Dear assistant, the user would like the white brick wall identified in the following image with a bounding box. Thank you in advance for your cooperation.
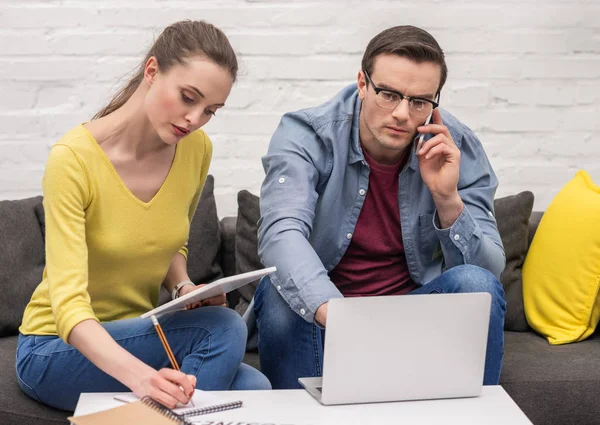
[0,0,598,217]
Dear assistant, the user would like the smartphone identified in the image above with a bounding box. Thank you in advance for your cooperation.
[414,112,433,154]
[414,92,441,154]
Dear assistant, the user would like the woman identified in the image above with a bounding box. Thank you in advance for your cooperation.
[16,20,271,412]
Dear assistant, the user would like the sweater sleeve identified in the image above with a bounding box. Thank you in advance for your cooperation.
[177,133,213,259]
[43,144,98,343]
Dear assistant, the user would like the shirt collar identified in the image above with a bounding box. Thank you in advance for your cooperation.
[348,92,364,165]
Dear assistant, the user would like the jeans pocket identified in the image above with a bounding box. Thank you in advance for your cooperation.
[16,371,42,402]
[15,338,41,402]
[15,334,53,403]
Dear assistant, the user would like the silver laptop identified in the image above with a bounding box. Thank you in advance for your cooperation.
[298,292,491,405]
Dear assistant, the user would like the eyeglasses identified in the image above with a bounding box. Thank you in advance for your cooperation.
[363,70,439,119]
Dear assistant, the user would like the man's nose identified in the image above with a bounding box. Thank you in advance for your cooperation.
[391,98,410,121]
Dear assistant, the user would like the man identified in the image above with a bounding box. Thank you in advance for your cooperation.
[252,26,506,389]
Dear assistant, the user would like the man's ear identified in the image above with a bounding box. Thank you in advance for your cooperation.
[143,56,159,86]
[357,70,367,100]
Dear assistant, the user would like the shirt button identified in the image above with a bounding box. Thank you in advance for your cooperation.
[359,189,366,196]
[346,233,353,240]
[454,234,460,241]
[300,308,306,316]
[278,177,285,184]
[488,210,493,217]
[277,285,281,291]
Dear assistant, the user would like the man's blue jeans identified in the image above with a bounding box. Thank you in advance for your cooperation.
[16,306,271,411]
[254,264,506,389]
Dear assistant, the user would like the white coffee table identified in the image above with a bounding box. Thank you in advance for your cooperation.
[74,386,532,425]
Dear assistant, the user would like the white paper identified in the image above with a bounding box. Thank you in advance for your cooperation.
[113,391,225,415]
[141,267,276,319]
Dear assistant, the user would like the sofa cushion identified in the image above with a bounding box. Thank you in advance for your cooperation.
[527,211,544,248]
[0,337,70,424]
[220,216,240,308]
[34,202,45,240]
[493,191,535,332]
[501,329,600,425]
[234,190,263,315]
[185,175,223,285]
[523,170,600,344]
[0,197,46,337]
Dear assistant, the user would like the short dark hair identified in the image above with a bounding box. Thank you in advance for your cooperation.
[361,26,447,94]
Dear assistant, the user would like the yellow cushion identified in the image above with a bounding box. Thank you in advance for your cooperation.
[523,170,600,345]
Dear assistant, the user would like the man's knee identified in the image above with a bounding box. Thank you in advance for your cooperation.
[443,265,505,299]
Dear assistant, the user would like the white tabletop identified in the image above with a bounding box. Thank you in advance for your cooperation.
[74,386,532,425]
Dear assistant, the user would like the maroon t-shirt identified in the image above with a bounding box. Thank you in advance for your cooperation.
[329,149,418,297]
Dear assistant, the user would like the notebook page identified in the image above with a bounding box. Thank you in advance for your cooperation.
[114,390,226,413]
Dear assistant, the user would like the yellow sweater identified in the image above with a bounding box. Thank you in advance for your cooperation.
[19,125,212,343]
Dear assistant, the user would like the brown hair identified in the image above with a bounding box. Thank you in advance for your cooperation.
[361,26,447,94]
[93,20,238,119]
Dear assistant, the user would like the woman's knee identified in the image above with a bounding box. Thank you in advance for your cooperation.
[174,306,248,357]
[230,363,272,390]
[207,306,248,344]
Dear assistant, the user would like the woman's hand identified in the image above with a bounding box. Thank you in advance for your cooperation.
[68,320,197,410]
[133,367,197,409]
[179,283,227,310]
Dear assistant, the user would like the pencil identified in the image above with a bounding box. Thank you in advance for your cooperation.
[151,314,195,407]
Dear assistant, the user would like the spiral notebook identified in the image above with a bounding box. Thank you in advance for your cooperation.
[112,391,240,416]
[68,396,243,425]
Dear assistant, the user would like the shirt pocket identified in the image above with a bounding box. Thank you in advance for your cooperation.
[418,213,441,264]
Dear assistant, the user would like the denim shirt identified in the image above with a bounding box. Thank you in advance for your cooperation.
[258,84,505,324]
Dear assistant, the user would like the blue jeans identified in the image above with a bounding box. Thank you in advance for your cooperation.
[16,307,271,411]
[254,264,506,389]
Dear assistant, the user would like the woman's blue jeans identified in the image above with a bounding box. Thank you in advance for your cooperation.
[254,264,506,389]
[15,306,271,411]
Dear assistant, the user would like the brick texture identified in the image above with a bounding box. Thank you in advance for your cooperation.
[0,0,598,216]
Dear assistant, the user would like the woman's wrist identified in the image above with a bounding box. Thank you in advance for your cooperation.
[171,279,195,299]
[125,360,156,394]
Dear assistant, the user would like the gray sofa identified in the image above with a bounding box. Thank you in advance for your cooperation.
[1,181,599,424]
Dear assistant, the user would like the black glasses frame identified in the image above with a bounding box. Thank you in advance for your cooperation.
[363,70,440,112]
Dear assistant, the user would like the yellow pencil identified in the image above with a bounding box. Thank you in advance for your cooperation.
[151,315,195,407]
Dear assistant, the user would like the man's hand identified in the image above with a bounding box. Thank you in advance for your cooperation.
[416,109,464,228]
[178,283,227,310]
[416,108,460,198]
[315,302,328,327]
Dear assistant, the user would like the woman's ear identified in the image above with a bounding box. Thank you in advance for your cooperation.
[143,56,159,86]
